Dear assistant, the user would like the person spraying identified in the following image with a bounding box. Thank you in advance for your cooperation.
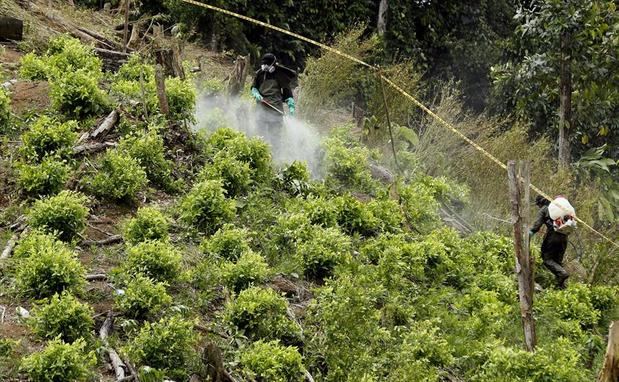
[250,53,296,150]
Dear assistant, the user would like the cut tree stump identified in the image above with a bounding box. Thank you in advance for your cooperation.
[0,17,24,41]
[226,55,250,97]
[203,343,236,382]
[155,48,185,79]
[94,48,131,72]
[599,321,619,382]
[155,64,170,117]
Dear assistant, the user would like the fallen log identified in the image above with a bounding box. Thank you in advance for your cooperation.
[86,273,108,282]
[72,28,116,51]
[100,313,127,381]
[92,109,119,139]
[76,27,119,50]
[94,48,131,72]
[0,233,19,260]
[0,17,24,41]
[81,235,123,246]
[73,141,117,155]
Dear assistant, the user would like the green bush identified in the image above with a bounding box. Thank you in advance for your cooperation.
[29,292,94,343]
[299,196,339,228]
[116,54,155,82]
[537,283,609,329]
[19,52,48,81]
[20,116,78,163]
[27,190,89,242]
[200,151,253,197]
[118,130,172,187]
[13,230,68,259]
[45,35,102,79]
[221,251,270,292]
[324,128,378,193]
[116,274,172,320]
[17,158,70,196]
[226,286,301,344]
[91,150,148,201]
[0,89,11,134]
[240,340,305,382]
[124,240,182,282]
[276,161,311,196]
[50,70,108,119]
[398,180,443,233]
[20,338,96,382]
[205,128,273,182]
[15,244,85,298]
[298,227,351,279]
[124,316,197,380]
[334,195,379,237]
[166,76,196,122]
[200,224,251,260]
[123,206,170,245]
[179,179,236,234]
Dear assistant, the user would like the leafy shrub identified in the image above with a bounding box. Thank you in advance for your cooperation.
[116,274,172,320]
[20,338,96,382]
[13,230,68,259]
[19,52,48,81]
[324,128,378,193]
[537,283,609,329]
[367,198,404,234]
[123,207,170,245]
[29,292,94,343]
[200,151,253,197]
[50,70,108,119]
[20,116,78,162]
[226,286,301,344]
[205,128,273,182]
[221,251,270,292]
[398,180,443,233]
[298,226,351,279]
[166,76,196,122]
[124,316,197,380]
[240,340,305,382]
[45,35,102,78]
[118,130,172,187]
[276,161,311,196]
[91,150,148,201]
[299,196,339,228]
[27,190,89,242]
[116,54,155,82]
[124,240,182,282]
[179,180,236,234]
[17,158,70,196]
[334,195,379,236]
[0,89,11,134]
[15,244,85,298]
[200,224,251,260]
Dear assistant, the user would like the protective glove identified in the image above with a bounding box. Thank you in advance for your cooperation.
[251,87,263,102]
[286,97,295,116]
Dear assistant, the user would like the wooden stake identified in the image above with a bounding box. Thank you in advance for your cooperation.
[122,0,130,52]
[155,64,170,117]
[508,160,536,352]
[599,321,619,382]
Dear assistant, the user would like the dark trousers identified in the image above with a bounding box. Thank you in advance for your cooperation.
[256,105,284,152]
[541,231,569,287]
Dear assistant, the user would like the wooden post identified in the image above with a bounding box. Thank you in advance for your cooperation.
[155,49,185,79]
[507,160,536,352]
[226,54,250,97]
[122,0,130,52]
[599,321,619,382]
[154,64,170,117]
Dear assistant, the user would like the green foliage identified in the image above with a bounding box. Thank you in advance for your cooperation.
[20,35,102,81]
[20,116,78,163]
[20,338,96,382]
[15,243,85,298]
[50,70,108,119]
[27,190,89,242]
[276,161,311,196]
[200,151,253,197]
[298,226,351,279]
[116,274,172,320]
[205,127,273,183]
[241,340,305,382]
[334,195,380,237]
[91,149,148,201]
[0,89,11,135]
[200,224,251,261]
[13,230,68,259]
[124,240,182,283]
[29,292,94,343]
[226,286,301,344]
[179,179,236,234]
[118,130,172,188]
[123,206,170,245]
[221,251,270,293]
[17,158,70,197]
[165,76,197,122]
[473,338,588,382]
[398,180,443,233]
[124,316,197,380]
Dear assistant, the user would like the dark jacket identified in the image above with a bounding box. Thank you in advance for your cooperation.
[531,205,553,235]
[252,66,293,112]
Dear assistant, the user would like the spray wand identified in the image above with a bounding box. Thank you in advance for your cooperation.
[261,99,285,116]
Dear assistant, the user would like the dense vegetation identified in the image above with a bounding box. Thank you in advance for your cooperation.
[0,2,617,381]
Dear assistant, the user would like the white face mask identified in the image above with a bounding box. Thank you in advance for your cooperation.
[261,64,276,73]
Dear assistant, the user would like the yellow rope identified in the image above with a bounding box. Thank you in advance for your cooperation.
[181,0,619,250]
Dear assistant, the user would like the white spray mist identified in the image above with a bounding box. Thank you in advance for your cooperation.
[193,93,325,177]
